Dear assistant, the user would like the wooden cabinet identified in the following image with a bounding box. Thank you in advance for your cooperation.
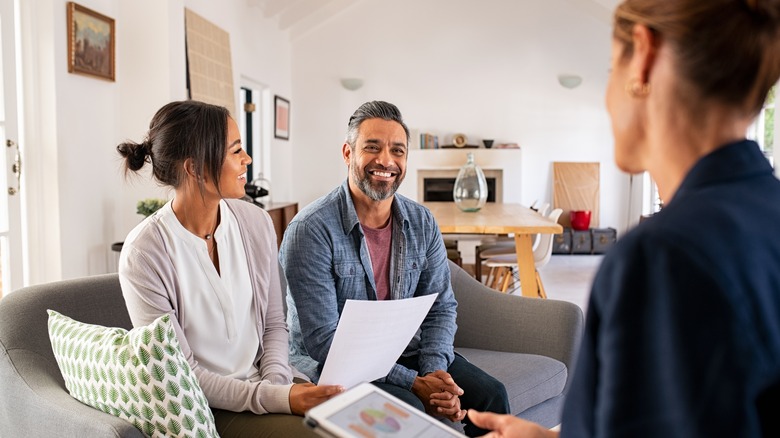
[265,202,298,248]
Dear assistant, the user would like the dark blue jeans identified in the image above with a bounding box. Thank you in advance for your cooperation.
[373,353,510,437]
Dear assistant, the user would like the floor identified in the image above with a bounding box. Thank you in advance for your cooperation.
[535,254,603,312]
[465,254,603,313]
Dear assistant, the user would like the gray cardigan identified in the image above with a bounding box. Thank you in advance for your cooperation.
[118,198,293,415]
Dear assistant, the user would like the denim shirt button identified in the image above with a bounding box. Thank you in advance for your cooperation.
[412,262,417,269]
[350,267,355,275]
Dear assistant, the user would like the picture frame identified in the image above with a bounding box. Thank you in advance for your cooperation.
[274,95,290,140]
[67,2,115,81]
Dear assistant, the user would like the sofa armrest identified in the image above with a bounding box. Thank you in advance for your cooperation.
[0,348,144,437]
[448,261,584,385]
[0,273,143,437]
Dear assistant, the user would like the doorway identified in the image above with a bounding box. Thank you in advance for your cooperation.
[239,78,271,184]
[240,86,258,181]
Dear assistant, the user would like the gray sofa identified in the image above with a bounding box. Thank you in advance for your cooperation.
[0,262,583,436]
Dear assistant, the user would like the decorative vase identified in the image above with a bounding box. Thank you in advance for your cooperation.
[453,152,488,212]
[570,210,592,230]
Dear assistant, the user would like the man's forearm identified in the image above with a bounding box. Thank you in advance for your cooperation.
[384,363,417,389]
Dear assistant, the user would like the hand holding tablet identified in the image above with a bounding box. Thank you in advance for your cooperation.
[305,383,464,437]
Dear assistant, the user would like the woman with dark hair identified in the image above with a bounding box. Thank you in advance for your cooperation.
[117,100,342,437]
[468,0,780,436]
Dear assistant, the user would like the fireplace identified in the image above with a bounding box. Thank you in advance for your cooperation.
[397,149,520,205]
[422,178,498,202]
[418,169,503,203]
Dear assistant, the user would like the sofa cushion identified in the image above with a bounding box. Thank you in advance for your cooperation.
[47,310,218,438]
[456,348,567,415]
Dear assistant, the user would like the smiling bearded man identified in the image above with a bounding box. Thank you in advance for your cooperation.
[348,118,406,201]
[280,101,510,437]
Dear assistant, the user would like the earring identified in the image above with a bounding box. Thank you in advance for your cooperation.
[625,79,650,98]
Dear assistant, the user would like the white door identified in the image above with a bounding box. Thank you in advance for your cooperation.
[0,0,24,297]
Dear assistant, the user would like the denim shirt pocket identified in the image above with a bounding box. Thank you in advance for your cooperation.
[334,261,365,303]
[404,255,428,296]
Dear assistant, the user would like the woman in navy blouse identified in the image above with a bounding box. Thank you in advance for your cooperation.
[469,0,780,436]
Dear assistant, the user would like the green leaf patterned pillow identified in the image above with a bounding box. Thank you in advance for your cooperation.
[47,310,219,438]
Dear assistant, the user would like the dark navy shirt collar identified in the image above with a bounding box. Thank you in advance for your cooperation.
[672,139,772,203]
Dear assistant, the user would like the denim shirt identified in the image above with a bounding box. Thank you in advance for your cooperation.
[279,180,457,389]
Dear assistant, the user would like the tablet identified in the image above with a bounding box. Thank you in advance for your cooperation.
[304,382,464,437]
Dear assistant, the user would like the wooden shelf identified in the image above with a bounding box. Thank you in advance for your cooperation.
[440,144,479,149]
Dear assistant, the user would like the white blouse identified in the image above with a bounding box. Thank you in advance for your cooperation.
[155,200,260,380]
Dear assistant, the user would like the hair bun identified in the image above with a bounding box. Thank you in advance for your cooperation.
[117,140,151,172]
[745,0,780,19]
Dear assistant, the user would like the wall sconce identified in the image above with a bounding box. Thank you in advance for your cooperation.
[557,74,583,89]
[340,78,364,91]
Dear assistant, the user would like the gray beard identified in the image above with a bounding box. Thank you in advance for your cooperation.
[352,165,403,202]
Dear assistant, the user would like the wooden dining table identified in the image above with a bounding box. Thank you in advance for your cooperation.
[423,202,563,298]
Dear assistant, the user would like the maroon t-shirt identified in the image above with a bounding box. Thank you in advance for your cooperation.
[362,218,393,301]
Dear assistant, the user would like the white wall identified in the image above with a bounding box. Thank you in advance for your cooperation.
[290,0,632,232]
[19,0,635,284]
[51,0,121,280]
[21,0,292,283]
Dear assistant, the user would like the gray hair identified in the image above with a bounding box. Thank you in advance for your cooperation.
[345,101,410,147]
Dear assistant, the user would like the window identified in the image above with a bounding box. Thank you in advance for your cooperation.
[747,84,775,166]
[643,172,662,214]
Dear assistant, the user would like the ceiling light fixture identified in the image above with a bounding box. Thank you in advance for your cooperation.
[340,78,364,91]
[558,74,583,89]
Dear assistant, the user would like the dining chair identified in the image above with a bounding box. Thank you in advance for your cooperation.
[443,237,463,267]
[473,202,550,281]
[483,208,563,297]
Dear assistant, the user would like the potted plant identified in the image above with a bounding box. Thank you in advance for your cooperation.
[136,198,166,217]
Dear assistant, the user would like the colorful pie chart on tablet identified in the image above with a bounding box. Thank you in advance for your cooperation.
[360,408,401,433]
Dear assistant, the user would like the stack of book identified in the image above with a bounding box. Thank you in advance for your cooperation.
[420,133,439,149]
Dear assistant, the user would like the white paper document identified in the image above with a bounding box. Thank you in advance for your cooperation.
[318,293,438,389]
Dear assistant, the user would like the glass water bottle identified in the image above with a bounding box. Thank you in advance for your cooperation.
[453,152,488,212]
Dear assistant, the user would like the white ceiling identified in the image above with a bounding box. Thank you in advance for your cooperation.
[248,0,363,38]
[250,0,621,40]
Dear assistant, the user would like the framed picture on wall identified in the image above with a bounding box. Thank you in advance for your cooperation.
[274,95,290,140]
[67,2,115,81]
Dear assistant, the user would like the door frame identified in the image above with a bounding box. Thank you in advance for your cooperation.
[1,0,25,295]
